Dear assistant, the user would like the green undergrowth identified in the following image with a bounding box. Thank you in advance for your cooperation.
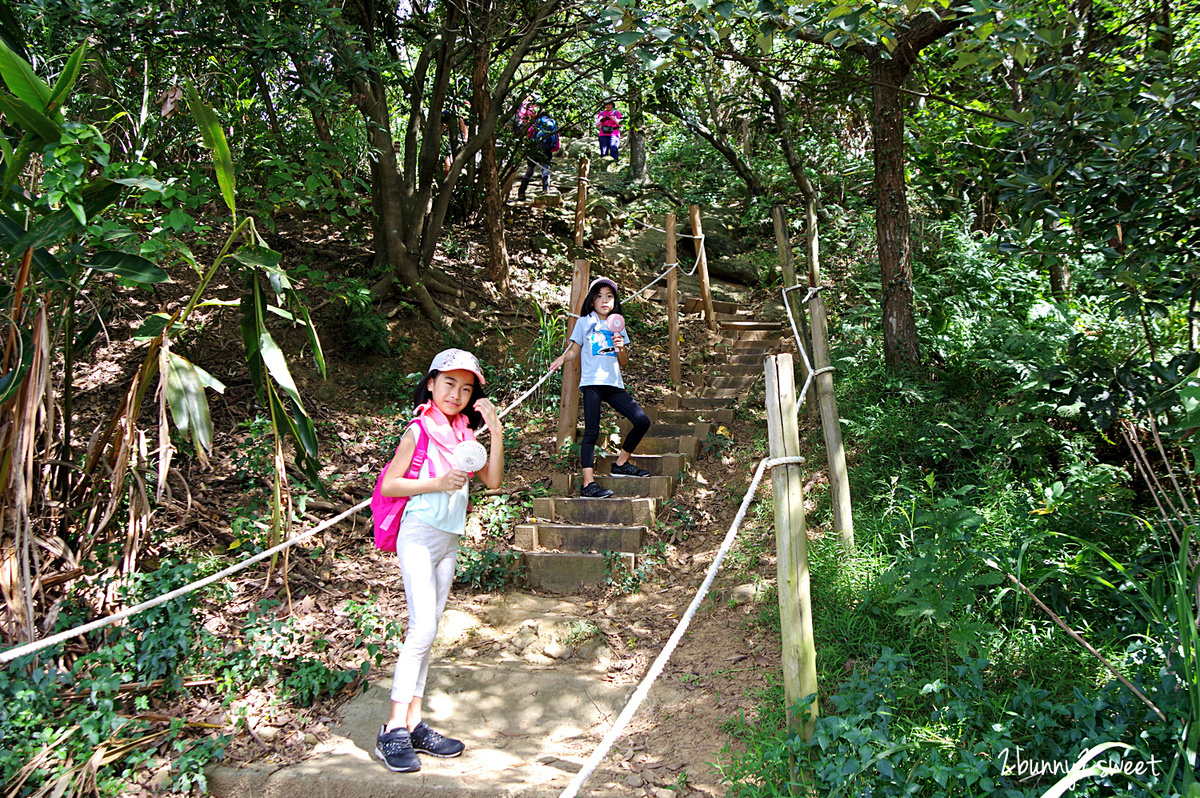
[719,220,1196,797]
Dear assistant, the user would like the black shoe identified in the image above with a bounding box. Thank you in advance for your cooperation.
[580,482,614,498]
[610,461,650,477]
[375,725,421,772]
[410,722,465,758]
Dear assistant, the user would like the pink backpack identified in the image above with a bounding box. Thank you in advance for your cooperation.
[371,420,428,552]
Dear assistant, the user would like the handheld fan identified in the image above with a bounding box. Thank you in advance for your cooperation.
[605,314,625,334]
[450,440,488,473]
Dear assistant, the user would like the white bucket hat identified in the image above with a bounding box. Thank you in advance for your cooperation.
[429,349,486,385]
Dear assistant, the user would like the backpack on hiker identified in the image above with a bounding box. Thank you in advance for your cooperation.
[532,115,560,153]
[371,419,429,552]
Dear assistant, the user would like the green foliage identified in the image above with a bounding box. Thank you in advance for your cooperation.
[879,501,1002,666]
[455,545,524,591]
[603,542,664,594]
[232,415,274,486]
[359,369,423,404]
[289,264,395,357]
[474,495,520,542]
[213,599,366,706]
[117,561,201,687]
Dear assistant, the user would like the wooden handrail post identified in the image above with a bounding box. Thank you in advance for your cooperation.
[809,293,854,553]
[800,193,852,550]
[666,213,681,388]
[764,353,818,742]
[556,259,591,450]
[574,158,589,247]
[771,205,797,288]
[805,195,821,287]
[688,204,717,332]
[773,205,817,414]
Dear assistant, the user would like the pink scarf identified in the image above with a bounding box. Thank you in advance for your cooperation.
[413,401,475,477]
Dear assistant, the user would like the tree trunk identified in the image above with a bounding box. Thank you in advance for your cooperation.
[250,58,283,140]
[679,113,765,198]
[289,54,336,149]
[471,1,509,291]
[1048,254,1071,301]
[627,55,648,184]
[871,56,921,372]
[762,78,829,223]
[356,74,441,322]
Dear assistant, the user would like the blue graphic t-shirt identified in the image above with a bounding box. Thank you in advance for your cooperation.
[570,312,629,388]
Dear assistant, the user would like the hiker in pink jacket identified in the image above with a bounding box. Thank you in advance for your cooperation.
[597,98,622,160]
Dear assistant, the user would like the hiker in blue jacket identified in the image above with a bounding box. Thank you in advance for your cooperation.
[517,111,560,201]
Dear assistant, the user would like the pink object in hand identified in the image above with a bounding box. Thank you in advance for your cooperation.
[605,314,625,334]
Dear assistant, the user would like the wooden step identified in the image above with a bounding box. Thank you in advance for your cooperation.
[514,523,645,553]
[699,387,751,400]
[628,424,710,442]
[715,338,782,350]
[709,364,761,377]
[551,473,677,500]
[531,496,656,526]
[722,352,768,365]
[647,407,733,425]
[664,395,734,412]
[647,289,738,315]
[521,551,634,593]
[683,296,739,315]
[705,375,759,390]
[719,320,784,332]
[630,436,699,457]
[595,452,687,477]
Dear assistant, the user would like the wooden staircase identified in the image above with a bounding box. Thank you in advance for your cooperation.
[513,288,789,592]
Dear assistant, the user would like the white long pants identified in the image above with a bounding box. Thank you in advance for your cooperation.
[390,518,459,703]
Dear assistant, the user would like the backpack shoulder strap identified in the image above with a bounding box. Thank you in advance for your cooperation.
[406,419,429,477]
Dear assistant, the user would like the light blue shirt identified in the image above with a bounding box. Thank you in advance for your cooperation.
[400,426,471,535]
[570,312,629,389]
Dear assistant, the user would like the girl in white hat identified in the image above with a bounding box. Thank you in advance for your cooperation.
[372,348,503,772]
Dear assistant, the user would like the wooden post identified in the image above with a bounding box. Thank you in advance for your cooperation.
[666,213,681,388]
[805,195,821,287]
[809,292,854,552]
[688,205,717,332]
[574,158,589,247]
[771,205,797,289]
[556,259,590,449]
[773,205,817,414]
[764,353,818,742]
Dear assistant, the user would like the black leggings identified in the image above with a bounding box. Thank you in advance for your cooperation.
[580,385,650,469]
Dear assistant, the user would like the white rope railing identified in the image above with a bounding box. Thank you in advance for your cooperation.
[557,454,807,798]
[782,284,829,401]
[627,242,704,302]
[0,381,541,665]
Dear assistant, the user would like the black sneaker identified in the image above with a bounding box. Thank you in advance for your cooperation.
[410,722,465,758]
[610,461,650,477]
[375,725,421,772]
[580,482,614,498]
